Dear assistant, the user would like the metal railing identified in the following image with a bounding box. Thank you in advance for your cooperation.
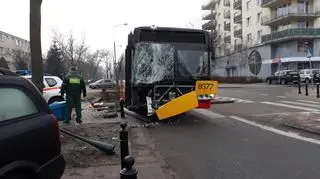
[202,11,217,20]
[234,29,242,37]
[224,10,230,18]
[202,0,217,10]
[224,23,231,31]
[261,0,276,6]
[233,0,242,9]
[262,7,320,24]
[224,35,231,43]
[234,14,242,23]
[202,20,216,30]
[261,28,320,43]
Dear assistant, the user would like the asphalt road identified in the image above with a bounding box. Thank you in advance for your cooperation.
[148,83,320,179]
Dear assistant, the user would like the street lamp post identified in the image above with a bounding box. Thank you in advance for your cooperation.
[113,23,128,82]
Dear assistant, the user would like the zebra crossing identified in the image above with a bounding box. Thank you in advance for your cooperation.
[261,100,320,112]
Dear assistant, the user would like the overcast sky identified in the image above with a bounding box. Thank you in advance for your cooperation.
[1,0,205,55]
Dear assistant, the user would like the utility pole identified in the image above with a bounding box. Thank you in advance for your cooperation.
[30,0,44,92]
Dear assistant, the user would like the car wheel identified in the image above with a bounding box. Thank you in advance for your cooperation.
[281,79,286,85]
[48,96,65,104]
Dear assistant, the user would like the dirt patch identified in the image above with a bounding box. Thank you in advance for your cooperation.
[60,123,121,168]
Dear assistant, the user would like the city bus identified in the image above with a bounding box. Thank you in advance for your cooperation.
[116,26,217,120]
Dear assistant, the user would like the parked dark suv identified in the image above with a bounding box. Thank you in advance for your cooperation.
[0,68,65,179]
[266,70,300,85]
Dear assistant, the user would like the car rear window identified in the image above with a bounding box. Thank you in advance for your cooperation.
[0,88,38,122]
[45,78,58,87]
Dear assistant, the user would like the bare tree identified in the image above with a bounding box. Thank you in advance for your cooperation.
[92,49,111,80]
[81,49,111,81]
[30,0,44,92]
[53,31,89,67]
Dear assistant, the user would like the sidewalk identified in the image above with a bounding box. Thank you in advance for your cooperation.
[61,109,168,179]
[286,86,320,101]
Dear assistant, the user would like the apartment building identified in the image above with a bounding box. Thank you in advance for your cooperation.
[202,0,320,79]
[0,31,30,70]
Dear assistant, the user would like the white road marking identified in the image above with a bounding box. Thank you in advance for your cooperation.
[230,115,320,145]
[260,93,268,96]
[215,96,255,103]
[229,97,255,103]
[276,96,287,98]
[298,100,320,104]
[280,101,320,109]
[192,109,225,118]
[260,101,319,111]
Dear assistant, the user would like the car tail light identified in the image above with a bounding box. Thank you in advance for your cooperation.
[50,114,61,154]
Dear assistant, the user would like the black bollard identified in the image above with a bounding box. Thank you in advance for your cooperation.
[120,99,125,118]
[298,81,301,94]
[317,84,320,98]
[306,82,309,96]
[120,156,138,179]
[120,123,129,169]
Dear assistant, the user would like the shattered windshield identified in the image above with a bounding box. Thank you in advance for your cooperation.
[131,43,175,85]
[131,42,208,85]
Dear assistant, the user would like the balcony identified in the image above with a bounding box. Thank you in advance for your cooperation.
[202,20,216,30]
[224,22,231,31]
[233,0,242,10]
[202,11,217,20]
[261,28,320,44]
[261,7,320,26]
[224,35,231,43]
[224,10,230,19]
[234,29,242,38]
[261,0,290,8]
[234,14,242,24]
[202,0,217,10]
[224,0,230,6]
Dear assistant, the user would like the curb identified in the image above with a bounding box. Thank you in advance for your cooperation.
[211,100,235,104]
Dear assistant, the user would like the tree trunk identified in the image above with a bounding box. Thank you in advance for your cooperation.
[30,0,44,92]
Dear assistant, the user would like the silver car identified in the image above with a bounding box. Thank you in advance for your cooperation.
[89,79,115,89]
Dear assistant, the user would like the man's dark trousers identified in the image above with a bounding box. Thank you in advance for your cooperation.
[65,94,82,123]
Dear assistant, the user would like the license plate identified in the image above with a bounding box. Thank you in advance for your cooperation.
[293,75,298,77]
[195,81,218,95]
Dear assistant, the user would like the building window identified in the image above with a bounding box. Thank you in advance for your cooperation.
[247,17,251,26]
[247,0,251,11]
[247,33,252,43]
[257,30,262,43]
[257,12,261,23]
[297,21,307,28]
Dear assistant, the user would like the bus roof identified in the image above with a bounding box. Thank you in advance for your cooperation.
[134,26,208,34]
